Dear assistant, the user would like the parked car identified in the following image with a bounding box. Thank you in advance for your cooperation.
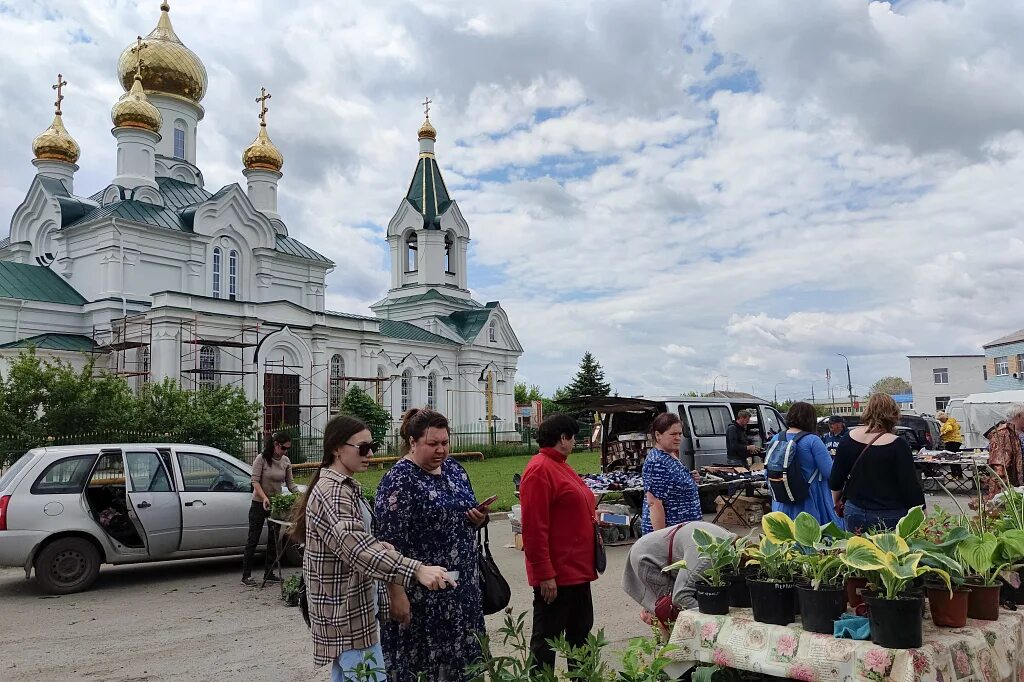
[816,412,942,449]
[0,443,289,594]
[587,396,788,471]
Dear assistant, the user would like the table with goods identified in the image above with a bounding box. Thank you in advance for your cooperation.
[914,449,990,494]
[665,495,1024,682]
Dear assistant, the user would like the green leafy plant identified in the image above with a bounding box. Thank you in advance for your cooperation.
[690,528,741,587]
[270,492,299,520]
[743,512,799,583]
[839,507,953,600]
[790,512,849,589]
[957,529,1024,586]
[282,574,301,605]
[339,387,392,444]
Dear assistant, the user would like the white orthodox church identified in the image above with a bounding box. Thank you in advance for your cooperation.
[0,2,522,436]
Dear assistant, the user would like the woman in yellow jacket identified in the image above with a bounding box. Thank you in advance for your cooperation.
[937,411,963,452]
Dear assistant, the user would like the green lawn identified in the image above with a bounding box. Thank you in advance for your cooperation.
[297,450,601,512]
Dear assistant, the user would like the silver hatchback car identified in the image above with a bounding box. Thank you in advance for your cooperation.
[0,443,277,594]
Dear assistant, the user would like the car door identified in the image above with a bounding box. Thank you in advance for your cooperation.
[686,403,733,468]
[123,448,182,556]
[174,450,256,551]
[758,406,786,440]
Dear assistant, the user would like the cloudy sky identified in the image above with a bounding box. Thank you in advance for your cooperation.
[2,0,1024,402]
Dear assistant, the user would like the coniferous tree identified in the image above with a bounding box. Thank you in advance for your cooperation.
[565,351,612,400]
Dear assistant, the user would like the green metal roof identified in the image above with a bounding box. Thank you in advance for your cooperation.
[157,177,212,208]
[64,199,187,231]
[444,302,498,342]
[406,155,452,229]
[378,319,458,345]
[276,235,331,263]
[0,261,87,305]
[377,288,481,309]
[0,333,98,352]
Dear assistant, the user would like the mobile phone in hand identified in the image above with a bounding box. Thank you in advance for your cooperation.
[476,495,498,511]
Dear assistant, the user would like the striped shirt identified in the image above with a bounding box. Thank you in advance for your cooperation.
[303,468,422,666]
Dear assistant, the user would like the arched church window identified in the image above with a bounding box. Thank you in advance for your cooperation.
[173,120,186,159]
[198,345,218,389]
[212,247,222,299]
[488,321,497,343]
[405,232,418,273]
[401,369,412,414]
[427,372,437,409]
[444,233,454,274]
[228,249,239,301]
[329,354,346,410]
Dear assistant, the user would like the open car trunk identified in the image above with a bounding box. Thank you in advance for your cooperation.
[585,397,667,472]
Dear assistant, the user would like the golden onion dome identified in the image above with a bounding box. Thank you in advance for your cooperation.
[116,2,207,104]
[111,75,163,132]
[32,112,80,164]
[417,117,437,141]
[243,124,284,172]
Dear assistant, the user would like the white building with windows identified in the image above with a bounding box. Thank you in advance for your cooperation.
[907,355,986,415]
[0,3,522,435]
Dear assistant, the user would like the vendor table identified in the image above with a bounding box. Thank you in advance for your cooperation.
[698,476,770,528]
[668,606,1024,682]
[915,451,989,494]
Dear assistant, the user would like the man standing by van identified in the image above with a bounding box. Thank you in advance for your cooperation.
[726,410,760,467]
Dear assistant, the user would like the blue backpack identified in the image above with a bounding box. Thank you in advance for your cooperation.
[764,431,814,503]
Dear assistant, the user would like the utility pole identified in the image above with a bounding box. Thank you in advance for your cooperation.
[811,383,815,405]
[837,353,854,408]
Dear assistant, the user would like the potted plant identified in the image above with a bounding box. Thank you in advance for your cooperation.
[689,528,737,615]
[791,513,849,634]
[839,507,953,649]
[744,513,800,625]
[908,510,972,627]
[270,492,299,521]
[724,534,754,608]
[956,528,1024,621]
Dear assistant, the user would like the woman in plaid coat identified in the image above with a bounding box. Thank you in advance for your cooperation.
[291,415,451,681]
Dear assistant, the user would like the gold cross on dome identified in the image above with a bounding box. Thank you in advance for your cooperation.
[130,36,148,79]
[256,87,272,125]
[52,73,67,115]
[422,96,432,119]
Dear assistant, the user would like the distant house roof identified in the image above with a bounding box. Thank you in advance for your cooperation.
[444,302,498,342]
[985,329,1024,349]
[406,155,452,229]
[378,319,457,345]
[65,178,328,263]
[706,390,766,401]
[0,333,97,352]
[0,261,87,305]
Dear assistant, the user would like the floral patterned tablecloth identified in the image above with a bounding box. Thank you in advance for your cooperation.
[668,607,1024,682]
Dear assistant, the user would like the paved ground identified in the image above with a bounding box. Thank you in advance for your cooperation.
[0,524,650,682]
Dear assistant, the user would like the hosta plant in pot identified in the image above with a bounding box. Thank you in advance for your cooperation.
[689,528,737,615]
[744,513,800,625]
[791,513,850,633]
[956,528,1024,621]
[906,509,973,627]
[839,514,952,649]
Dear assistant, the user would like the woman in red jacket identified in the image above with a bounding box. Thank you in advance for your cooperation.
[520,414,597,674]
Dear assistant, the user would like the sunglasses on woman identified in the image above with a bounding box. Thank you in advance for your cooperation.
[345,441,380,457]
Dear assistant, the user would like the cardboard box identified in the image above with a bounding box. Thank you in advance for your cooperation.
[715,495,770,527]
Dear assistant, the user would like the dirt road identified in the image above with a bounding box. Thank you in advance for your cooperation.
[0,535,648,681]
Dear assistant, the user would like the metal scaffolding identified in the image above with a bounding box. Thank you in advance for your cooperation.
[92,314,152,386]
[178,316,259,391]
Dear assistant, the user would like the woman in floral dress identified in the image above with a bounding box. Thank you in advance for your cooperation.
[374,408,492,681]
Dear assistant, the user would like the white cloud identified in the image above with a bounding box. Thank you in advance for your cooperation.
[3,0,1024,404]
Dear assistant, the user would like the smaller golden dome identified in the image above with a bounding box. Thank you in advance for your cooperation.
[111,74,163,132]
[417,117,437,141]
[32,113,80,164]
[243,124,284,172]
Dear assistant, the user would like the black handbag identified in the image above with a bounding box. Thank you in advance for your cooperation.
[477,523,511,615]
[594,523,607,574]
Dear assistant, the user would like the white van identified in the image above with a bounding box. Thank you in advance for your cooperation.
[949,391,1024,450]
[589,396,788,471]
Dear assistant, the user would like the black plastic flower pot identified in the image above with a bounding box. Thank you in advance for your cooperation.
[695,582,731,615]
[866,594,924,649]
[797,584,847,634]
[747,578,796,625]
[727,571,751,608]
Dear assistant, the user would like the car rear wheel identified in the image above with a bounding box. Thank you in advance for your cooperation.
[34,537,101,594]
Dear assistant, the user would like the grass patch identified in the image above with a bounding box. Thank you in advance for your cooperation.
[296,450,601,513]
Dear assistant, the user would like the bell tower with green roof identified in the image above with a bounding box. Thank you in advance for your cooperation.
[373,103,475,321]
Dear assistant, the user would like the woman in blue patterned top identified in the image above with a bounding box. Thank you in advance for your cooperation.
[641,412,703,534]
[374,408,492,681]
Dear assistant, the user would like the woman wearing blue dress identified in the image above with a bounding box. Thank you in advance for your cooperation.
[374,408,492,681]
[641,413,704,535]
[765,402,842,527]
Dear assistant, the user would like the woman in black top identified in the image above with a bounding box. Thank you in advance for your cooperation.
[829,393,924,532]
